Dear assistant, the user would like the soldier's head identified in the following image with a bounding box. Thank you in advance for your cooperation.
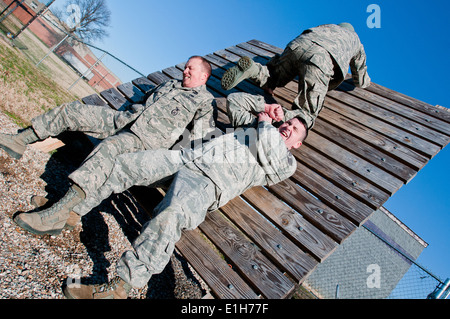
[183,56,212,88]
[338,22,355,32]
[278,116,308,150]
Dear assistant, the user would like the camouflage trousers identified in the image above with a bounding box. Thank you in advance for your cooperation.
[117,164,217,288]
[31,101,146,213]
[252,39,334,128]
[67,146,218,287]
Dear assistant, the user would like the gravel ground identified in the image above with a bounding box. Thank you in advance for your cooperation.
[0,112,209,299]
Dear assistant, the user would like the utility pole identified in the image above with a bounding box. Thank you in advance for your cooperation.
[36,33,69,66]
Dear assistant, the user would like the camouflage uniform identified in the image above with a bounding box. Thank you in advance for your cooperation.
[71,92,297,288]
[252,23,370,128]
[31,79,215,212]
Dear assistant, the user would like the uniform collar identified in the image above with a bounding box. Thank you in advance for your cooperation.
[174,79,207,93]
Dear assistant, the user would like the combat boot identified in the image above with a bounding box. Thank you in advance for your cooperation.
[63,277,131,299]
[31,195,81,230]
[0,127,39,159]
[14,185,85,236]
[221,56,259,90]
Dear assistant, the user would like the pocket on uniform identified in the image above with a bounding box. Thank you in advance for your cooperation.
[164,241,175,255]
[172,95,195,113]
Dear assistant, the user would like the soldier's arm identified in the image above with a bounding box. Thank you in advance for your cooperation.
[350,46,371,88]
[226,92,266,128]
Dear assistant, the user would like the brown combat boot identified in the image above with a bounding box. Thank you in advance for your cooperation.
[63,277,131,299]
[0,128,39,159]
[14,185,85,236]
[31,195,81,230]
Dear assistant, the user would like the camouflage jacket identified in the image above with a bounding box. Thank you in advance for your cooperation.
[115,79,216,150]
[188,92,297,208]
[290,23,370,89]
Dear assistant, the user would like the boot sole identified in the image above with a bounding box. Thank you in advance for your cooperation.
[14,215,63,236]
[238,56,253,71]
[221,57,253,90]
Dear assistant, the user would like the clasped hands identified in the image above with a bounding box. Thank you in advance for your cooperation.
[258,103,284,124]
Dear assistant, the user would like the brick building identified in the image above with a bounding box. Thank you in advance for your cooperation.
[2,0,121,90]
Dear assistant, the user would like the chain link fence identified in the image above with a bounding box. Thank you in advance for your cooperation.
[300,214,449,299]
[0,0,144,98]
[388,262,448,299]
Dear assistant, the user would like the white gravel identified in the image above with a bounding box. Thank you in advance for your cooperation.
[0,112,208,299]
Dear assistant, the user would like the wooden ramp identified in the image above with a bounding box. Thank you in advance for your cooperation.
[70,40,450,298]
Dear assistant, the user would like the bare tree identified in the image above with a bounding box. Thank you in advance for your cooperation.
[54,0,111,43]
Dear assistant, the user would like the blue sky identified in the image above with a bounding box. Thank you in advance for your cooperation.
[51,0,449,283]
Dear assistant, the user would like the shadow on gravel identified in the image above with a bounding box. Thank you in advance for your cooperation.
[36,132,206,298]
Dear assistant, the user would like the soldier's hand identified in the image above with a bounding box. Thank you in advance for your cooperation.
[265,103,284,122]
[258,112,272,124]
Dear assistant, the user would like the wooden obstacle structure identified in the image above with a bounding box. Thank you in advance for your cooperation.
[34,40,450,299]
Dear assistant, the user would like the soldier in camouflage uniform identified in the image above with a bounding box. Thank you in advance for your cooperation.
[8,56,217,235]
[221,23,371,129]
[62,92,308,299]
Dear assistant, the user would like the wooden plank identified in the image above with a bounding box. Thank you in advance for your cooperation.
[100,87,130,110]
[268,179,356,244]
[162,66,183,81]
[312,118,418,183]
[147,71,170,85]
[132,76,157,93]
[81,93,107,106]
[291,161,374,225]
[293,143,390,208]
[117,82,146,103]
[176,229,259,299]
[241,186,337,262]
[319,107,428,171]
[327,88,449,147]
[339,81,450,137]
[325,95,441,159]
[365,82,450,124]
[220,197,317,282]
[30,137,65,153]
[247,39,284,55]
[226,45,260,61]
[199,211,296,299]
[214,49,241,64]
[299,131,403,196]
[237,42,277,59]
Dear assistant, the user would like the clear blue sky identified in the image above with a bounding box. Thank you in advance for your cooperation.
[51,0,450,283]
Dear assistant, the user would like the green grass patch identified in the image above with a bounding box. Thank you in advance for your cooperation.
[0,39,76,126]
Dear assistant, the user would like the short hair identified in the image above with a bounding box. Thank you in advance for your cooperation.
[189,55,212,80]
[294,116,309,142]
